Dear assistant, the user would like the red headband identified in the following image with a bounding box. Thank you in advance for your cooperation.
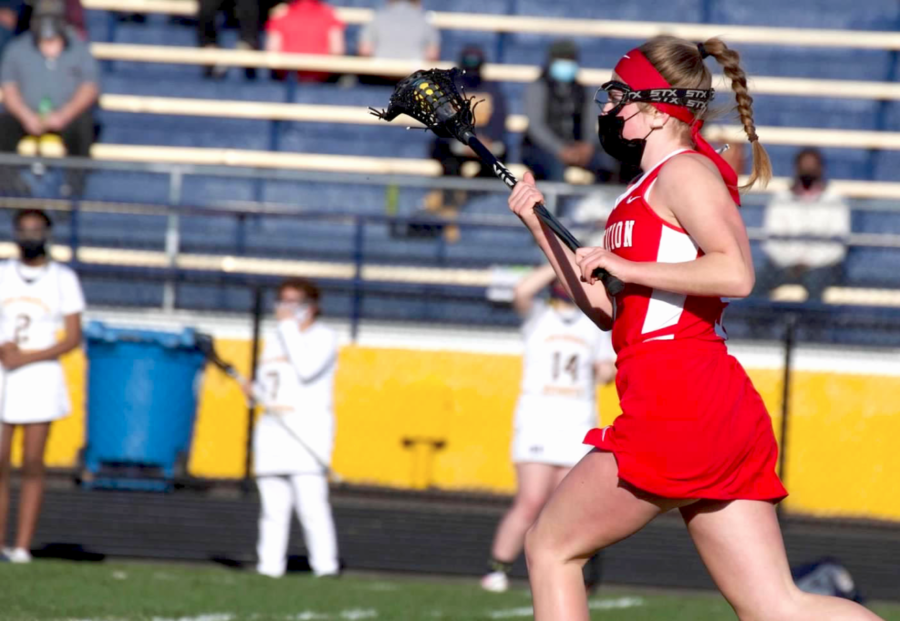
[614,49,741,205]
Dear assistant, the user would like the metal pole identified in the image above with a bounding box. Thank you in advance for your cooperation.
[69,199,80,263]
[777,313,797,518]
[162,170,183,312]
[242,285,265,496]
[350,217,365,342]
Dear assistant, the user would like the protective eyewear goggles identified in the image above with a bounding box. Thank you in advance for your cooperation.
[594,80,715,116]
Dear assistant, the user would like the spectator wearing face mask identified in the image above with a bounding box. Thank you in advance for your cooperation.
[430,47,508,185]
[521,39,617,184]
[756,148,850,301]
[418,46,510,240]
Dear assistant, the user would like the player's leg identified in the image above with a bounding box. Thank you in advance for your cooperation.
[291,473,339,577]
[551,463,571,488]
[0,423,14,553]
[484,462,557,585]
[256,475,293,578]
[12,422,51,557]
[682,500,884,621]
[526,450,694,621]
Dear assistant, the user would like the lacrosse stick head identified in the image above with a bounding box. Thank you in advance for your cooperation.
[370,68,478,144]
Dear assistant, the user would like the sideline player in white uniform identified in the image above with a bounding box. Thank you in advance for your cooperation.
[0,209,84,564]
[481,264,615,592]
[249,278,340,578]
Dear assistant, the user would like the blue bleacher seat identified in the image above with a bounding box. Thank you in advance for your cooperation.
[765,146,874,181]
[83,171,172,205]
[852,208,900,235]
[708,0,900,31]
[112,20,195,47]
[749,96,880,131]
[85,9,113,42]
[82,278,165,308]
[737,47,893,82]
[501,34,643,69]
[332,0,511,13]
[243,219,358,259]
[101,75,288,102]
[99,112,272,150]
[439,31,501,64]
[76,212,168,250]
[514,0,702,22]
[260,181,428,215]
[873,150,900,183]
[180,177,258,207]
[844,247,900,287]
[291,83,394,108]
[175,283,254,312]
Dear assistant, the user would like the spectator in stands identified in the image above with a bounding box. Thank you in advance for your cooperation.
[197,0,259,79]
[756,148,850,301]
[425,45,508,228]
[358,0,439,62]
[265,0,345,83]
[522,40,617,183]
[0,0,99,195]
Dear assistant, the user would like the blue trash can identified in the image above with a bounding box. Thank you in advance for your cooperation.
[81,322,208,490]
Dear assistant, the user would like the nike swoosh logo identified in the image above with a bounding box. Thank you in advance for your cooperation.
[626,195,641,203]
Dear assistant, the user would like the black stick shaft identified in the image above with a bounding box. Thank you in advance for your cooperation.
[464,135,624,296]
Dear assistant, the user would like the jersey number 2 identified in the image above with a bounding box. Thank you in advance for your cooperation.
[13,315,30,346]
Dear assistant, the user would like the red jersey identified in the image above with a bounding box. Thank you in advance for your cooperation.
[604,149,727,354]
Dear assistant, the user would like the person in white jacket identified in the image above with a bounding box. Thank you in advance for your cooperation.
[249,278,340,578]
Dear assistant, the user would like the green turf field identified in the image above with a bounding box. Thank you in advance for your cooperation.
[1,561,899,621]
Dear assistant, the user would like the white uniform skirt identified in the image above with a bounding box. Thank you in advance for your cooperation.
[253,411,334,476]
[511,395,596,467]
[0,360,71,424]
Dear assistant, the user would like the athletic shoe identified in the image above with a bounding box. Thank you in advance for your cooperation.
[315,571,341,579]
[4,548,31,564]
[480,571,509,593]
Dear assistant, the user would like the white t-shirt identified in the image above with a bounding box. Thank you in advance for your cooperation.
[0,260,85,350]
[763,190,851,269]
[519,300,614,405]
[0,260,85,423]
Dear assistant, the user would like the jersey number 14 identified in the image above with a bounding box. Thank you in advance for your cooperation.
[551,352,579,383]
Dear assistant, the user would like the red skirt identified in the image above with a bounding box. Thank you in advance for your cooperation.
[584,339,787,502]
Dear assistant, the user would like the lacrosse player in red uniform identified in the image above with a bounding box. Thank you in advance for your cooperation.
[508,35,884,621]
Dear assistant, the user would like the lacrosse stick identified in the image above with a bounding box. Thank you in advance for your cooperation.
[195,333,343,484]
[370,68,625,296]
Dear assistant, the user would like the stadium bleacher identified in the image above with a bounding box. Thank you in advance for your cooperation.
[3,0,900,330]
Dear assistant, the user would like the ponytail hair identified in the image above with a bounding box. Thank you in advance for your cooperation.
[701,37,771,190]
[640,35,772,191]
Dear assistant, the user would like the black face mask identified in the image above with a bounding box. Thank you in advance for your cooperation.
[798,173,820,190]
[17,239,48,261]
[597,111,655,167]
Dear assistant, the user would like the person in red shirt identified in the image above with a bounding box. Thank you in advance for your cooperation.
[507,35,884,621]
[265,0,345,83]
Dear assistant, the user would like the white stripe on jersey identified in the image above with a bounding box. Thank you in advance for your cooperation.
[640,226,699,335]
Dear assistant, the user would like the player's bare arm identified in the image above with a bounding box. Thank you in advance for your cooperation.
[509,173,613,330]
[0,313,82,371]
[576,156,754,298]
